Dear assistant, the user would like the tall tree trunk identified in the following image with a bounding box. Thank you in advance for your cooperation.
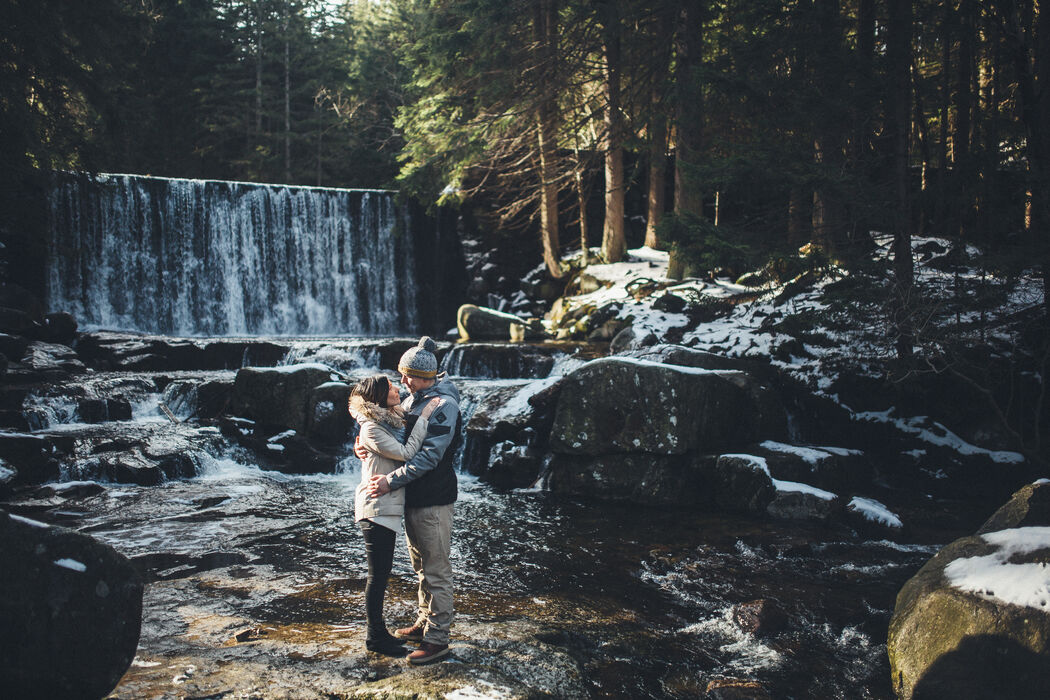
[601,15,626,263]
[954,0,976,239]
[888,0,914,360]
[999,0,1049,316]
[787,186,809,247]
[645,7,673,250]
[810,0,848,257]
[283,5,291,183]
[255,2,264,137]
[575,159,590,259]
[669,0,704,280]
[535,0,562,278]
[935,1,952,237]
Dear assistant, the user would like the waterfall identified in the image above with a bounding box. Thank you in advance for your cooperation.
[46,172,420,336]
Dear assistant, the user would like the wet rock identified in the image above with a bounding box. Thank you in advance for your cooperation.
[461,379,561,487]
[978,479,1050,534]
[42,311,78,345]
[76,397,133,423]
[732,599,788,636]
[888,511,1050,699]
[457,303,536,341]
[766,487,839,522]
[0,509,142,700]
[711,455,776,514]
[440,343,560,379]
[704,678,772,699]
[0,432,63,486]
[75,331,290,372]
[548,452,713,508]
[162,377,234,421]
[304,381,353,446]
[97,448,197,486]
[20,340,86,376]
[550,358,772,457]
[484,440,545,489]
[232,364,338,433]
[0,457,14,490]
[226,424,340,474]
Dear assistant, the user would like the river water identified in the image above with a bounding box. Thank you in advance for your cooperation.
[18,441,957,698]
[4,343,981,698]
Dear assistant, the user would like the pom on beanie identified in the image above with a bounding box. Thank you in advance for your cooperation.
[398,336,439,379]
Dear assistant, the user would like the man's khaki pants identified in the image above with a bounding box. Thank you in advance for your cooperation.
[404,503,454,645]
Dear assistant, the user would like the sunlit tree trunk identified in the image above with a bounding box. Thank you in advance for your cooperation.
[535,0,562,278]
[600,3,626,263]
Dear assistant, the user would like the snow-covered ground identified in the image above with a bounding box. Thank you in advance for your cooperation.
[540,240,1037,466]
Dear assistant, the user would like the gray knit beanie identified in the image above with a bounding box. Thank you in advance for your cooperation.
[398,336,439,379]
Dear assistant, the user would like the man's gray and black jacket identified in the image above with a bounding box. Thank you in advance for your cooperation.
[386,374,461,507]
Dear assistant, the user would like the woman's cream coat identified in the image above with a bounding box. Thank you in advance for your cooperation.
[349,394,430,522]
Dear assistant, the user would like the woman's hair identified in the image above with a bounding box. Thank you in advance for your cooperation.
[352,375,391,408]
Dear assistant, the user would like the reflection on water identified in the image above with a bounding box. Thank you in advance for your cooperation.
[28,452,941,698]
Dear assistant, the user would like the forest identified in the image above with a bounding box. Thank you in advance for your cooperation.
[1,0,1047,343]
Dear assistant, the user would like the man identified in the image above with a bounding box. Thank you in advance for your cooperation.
[362,336,461,665]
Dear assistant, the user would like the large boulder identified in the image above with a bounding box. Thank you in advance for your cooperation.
[547,452,713,508]
[888,482,1050,699]
[550,358,786,457]
[41,311,78,345]
[0,509,143,699]
[461,378,562,487]
[978,478,1050,533]
[231,363,338,433]
[19,340,86,377]
[457,304,536,341]
[0,432,64,486]
[161,377,234,421]
[304,381,354,445]
[75,331,291,372]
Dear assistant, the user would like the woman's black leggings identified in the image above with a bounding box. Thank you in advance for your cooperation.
[359,519,396,639]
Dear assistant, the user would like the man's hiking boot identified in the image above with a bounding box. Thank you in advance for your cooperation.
[407,641,450,665]
[394,624,425,642]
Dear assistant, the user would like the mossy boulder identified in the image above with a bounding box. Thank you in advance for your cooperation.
[457,304,536,341]
[888,493,1050,699]
[978,479,1050,534]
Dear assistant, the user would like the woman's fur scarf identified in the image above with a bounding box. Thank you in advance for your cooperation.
[348,394,406,429]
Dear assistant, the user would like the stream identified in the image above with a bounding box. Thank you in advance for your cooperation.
[1,340,981,698]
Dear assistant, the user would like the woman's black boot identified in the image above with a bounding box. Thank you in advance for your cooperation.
[366,632,407,657]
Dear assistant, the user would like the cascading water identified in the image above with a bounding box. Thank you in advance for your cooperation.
[46,172,419,336]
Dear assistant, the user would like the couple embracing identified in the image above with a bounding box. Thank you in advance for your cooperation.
[347,337,461,665]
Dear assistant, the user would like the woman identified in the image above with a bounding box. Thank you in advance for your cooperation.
[348,374,441,656]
